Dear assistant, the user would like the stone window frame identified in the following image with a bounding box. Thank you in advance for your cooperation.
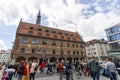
[67,43,70,47]
[32,48,36,53]
[59,32,63,35]
[32,39,38,44]
[30,27,33,30]
[51,40,56,46]
[76,44,78,48]
[21,37,28,43]
[61,36,64,39]
[70,34,73,36]
[52,49,56,54]
[65,33,68,36]
[38,28,42,31]
[67,50,70,55]
[77,51,79,55]
[73,51,75,55]
[46,34,50,37]
[42,39,47,45]
[46,29,49,32]
[67,37,70,40]
[72,44,75,47]
[54,35,57,38]
[51,31,56,34]
[20,48,25,53]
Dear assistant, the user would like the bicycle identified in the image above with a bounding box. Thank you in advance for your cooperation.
[74,66,82,79]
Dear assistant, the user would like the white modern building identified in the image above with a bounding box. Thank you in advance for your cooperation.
[0,49,11,63]
[85,39,110,61]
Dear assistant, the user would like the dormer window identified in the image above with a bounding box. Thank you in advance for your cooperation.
[70,34,73,36]
[30,27,33,30]
[65,33,68,36]
[28,31,33,35]
[68,37,70,40]
[59,32,62,35]
[38,28,42,31]
[46,30,49,32]
[52,31,56,34]
[61,36,64,39]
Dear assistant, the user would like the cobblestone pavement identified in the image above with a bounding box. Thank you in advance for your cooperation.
[12,72,120,80]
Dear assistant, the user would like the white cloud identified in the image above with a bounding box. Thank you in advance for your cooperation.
[0,39,6,50]
[0,0,120,42]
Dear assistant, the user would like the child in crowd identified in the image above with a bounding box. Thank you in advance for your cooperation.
[1,70,7,80]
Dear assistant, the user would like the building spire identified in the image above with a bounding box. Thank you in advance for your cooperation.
[36,10,41,25]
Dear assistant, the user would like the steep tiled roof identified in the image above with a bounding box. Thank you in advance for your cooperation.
[17,21,84,43]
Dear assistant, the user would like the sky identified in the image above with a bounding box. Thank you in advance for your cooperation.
[0,0,120,50]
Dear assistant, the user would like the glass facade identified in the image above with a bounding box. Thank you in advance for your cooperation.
[106,25,120,35]
[106,25,120,50]
[107,33,120,41]
[105,24,120,59]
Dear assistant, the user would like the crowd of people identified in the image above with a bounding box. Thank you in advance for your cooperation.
[0,57,119,80]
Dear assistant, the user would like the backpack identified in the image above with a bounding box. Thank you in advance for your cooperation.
[90,61,100,72]
[34,65,38,71]
[17,66,24,74]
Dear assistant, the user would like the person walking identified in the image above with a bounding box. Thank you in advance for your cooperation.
[89,57,100,80]
[65,60,72,80]
[105,58,117,80]
[18,61,25,80]
[22,62,30,80]
[30,60,38,80]
[59,60,64,80]
[40,61,45,72]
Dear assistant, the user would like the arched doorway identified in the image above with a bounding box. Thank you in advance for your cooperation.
[58,57,65,61]
[28,57,37,62]
[67,57,72,62]
[50,57,57,62]
[16,56,26,63]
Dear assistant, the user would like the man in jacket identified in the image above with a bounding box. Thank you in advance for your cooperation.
[105,58,117,80]
[89,57,100,80]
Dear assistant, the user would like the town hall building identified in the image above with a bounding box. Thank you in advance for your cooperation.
[12,11,86,63]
